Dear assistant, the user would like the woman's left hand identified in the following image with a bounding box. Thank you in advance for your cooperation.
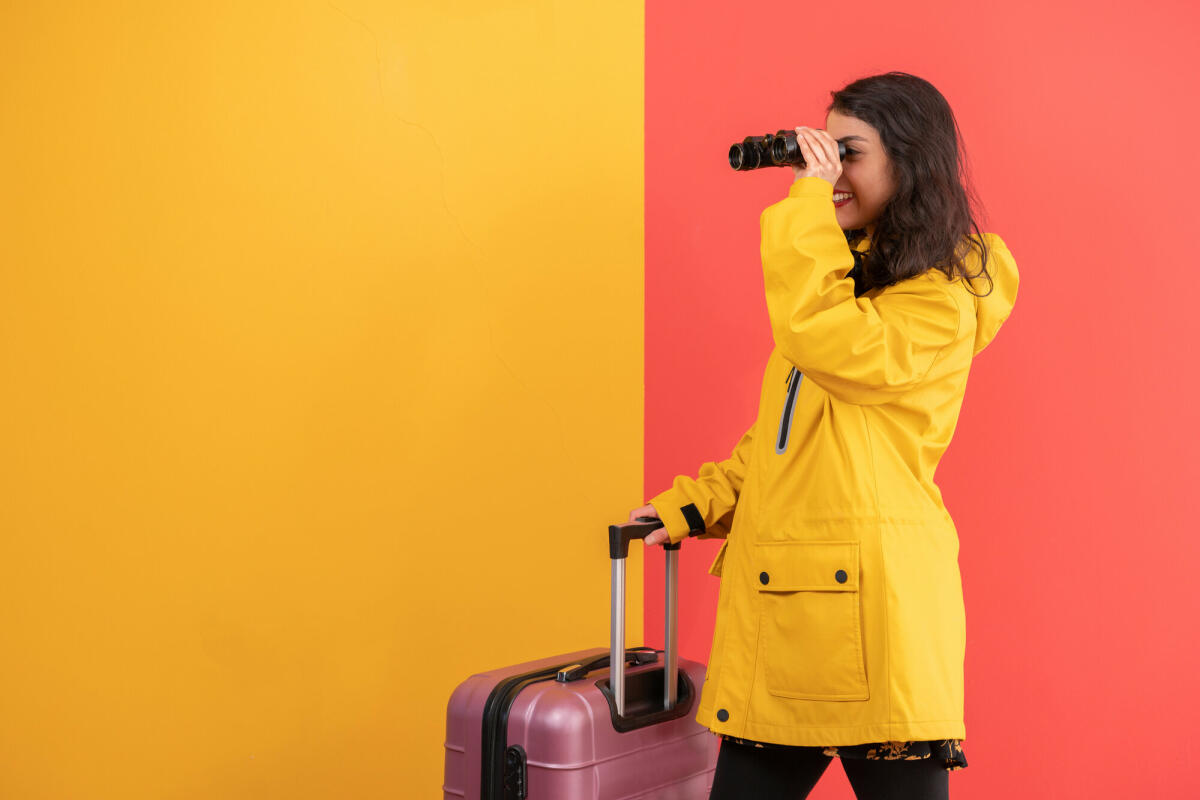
[790,126,842,189]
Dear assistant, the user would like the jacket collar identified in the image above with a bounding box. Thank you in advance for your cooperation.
[844,226,872,252]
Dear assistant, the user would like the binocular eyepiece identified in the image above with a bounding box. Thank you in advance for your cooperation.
[729,130,848,171]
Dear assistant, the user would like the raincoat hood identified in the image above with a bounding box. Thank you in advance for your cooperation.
[967,235,1019,356]
[844,228,1020,357]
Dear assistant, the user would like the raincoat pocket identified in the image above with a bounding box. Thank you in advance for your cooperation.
[707,539,729,577]
[755,540,869,701]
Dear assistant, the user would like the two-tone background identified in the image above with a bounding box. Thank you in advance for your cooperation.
[3,1,1198,797]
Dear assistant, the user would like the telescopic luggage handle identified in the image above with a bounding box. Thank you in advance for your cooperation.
[606,515,681,718]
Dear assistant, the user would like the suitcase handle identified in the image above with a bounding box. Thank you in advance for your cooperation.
[554,647,659,683]
[608,517,681,559]
[606,515,682,718]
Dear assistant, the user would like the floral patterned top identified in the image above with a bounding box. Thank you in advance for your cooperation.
[719,734,967,771]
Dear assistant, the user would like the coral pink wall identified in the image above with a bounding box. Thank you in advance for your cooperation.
[643,2,1200,796]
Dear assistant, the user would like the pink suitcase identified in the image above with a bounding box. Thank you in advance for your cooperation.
[443,517,719,799]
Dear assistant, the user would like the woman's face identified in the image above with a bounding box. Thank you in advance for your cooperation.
[825,110,896,232]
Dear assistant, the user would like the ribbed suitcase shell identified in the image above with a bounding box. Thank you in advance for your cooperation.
[443,646,718,799]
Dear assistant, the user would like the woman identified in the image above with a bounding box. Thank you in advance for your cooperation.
[629,72,1019,799]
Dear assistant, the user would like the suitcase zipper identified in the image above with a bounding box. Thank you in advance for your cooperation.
[776,366,802,454]
[481,666,561,800]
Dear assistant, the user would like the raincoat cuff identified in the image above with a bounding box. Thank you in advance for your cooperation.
[647,494,697,546]
[787,175,834,200]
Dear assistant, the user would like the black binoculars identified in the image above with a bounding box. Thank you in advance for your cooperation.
[729,130,849,171]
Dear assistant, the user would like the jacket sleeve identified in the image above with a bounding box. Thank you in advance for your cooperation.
[760,176,961,406]
[647,424,755,546]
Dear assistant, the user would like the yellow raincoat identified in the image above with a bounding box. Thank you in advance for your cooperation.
[649,176,1019,746]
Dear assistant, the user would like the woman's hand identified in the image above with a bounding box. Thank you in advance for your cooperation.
[628,503,671,546]
[790,126,842,189]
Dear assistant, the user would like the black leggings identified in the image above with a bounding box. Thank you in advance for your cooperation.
[708,736,950,800]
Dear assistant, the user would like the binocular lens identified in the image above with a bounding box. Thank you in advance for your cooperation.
[728,145,743,170]
[728,144,760,171]
[769,136,795,164]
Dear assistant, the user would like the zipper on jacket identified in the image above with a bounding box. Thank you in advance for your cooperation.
[776,366,802,454]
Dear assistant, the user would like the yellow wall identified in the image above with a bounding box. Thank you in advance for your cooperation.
[0,2,644,797]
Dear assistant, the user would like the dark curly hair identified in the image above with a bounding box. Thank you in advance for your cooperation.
[830,72,994,300]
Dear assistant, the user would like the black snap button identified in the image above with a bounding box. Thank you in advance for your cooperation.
[835,569,848,583]
[717,709,729,722]
[759,572,770,585]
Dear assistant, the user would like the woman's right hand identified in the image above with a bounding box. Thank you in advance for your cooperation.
[628,503,671,546]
